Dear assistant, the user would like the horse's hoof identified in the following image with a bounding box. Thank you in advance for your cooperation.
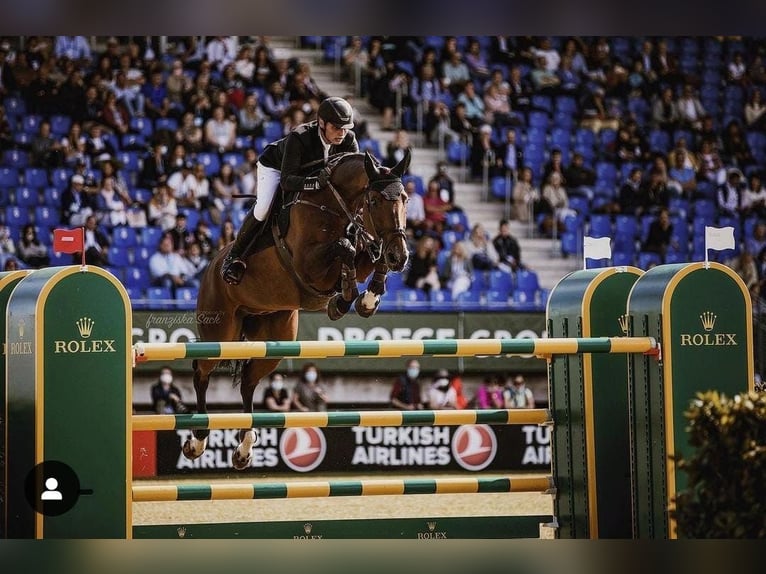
[231,449,252,471]
[182,439,205,461]
[327,294,351,321]
[354,291,380,318]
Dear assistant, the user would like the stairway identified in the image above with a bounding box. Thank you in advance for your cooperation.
[267,37,579,289]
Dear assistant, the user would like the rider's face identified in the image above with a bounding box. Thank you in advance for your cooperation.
[321,120,349,145]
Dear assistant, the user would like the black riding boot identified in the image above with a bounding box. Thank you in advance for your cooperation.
[221,212,264,285]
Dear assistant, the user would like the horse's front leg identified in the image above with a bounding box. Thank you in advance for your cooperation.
[327,238,358,321]
[182,359,215,460]
[355,265,388,318]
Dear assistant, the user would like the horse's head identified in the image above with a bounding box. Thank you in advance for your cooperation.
[363,149,410,272]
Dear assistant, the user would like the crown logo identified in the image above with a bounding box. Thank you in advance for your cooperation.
[427,521,437,532]
[18,318,24,339]
[618,314,630,334]
[76,317,94,338]
[176,526,186,538]
[700,311,716,332]
[303,523,313,535]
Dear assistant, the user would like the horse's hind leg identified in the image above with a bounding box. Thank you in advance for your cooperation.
[182,358,218,460]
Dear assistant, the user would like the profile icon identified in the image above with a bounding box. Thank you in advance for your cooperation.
[40,477,63,501]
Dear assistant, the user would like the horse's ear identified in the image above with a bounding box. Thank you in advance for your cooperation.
[390,148,412,178]
[364,150,380,180]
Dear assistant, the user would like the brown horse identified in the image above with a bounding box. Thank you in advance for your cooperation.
[183,149,411,469]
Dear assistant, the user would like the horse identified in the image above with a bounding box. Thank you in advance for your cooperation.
[183,149,411,469]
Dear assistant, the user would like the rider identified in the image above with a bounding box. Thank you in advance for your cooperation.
[221,96,359,285]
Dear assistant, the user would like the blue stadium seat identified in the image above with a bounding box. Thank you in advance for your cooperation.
[3,96,26,117]
[445,210,470,233]
[34,206,59,227]
[428,289,453,311]
[490,176,511,200]
[112,226,138,248]
[131,187,153,204]
[588,214,612,238]
[568,196,590,218]
[262,121,283,141]
[50,167,73,191]
[0,167,19,188]
[107,246,131,267]
[4,206,30,227]
[510,289,538,311]
[358,138,383,160]
[124,267,151,290]
[121,133,147,151]
[3,149,30,169]
[175,286,199,310]
[486,289,511,309]
[21,114,43,135]
[488,269,513,292]
[560,231,579,256]
[130,117,154,138]
[396,288,429,311]
[611,251,635,267]
[115,151,141,174]
[24,167,48,189]
[637,251,662,269]
[133,246,153,268]
[455,289,483,311]
[50,114,72,137]
[155,117,179,133]
[43,187,63,207]
[401,174,425,196]
[222,152,245,169]
[516,270,540,293]
[145,286,174,310]
[141,225,164,248]
[195,152,220,176]
[446,140,470,164]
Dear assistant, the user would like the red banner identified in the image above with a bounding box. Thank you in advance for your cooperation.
[53,227,84,254]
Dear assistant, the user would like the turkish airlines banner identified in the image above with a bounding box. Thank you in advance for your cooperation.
[150,423,551,475]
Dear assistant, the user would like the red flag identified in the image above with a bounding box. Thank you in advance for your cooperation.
[53,228,84,254]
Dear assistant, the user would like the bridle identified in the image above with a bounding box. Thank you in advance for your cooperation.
[290,162,407,265]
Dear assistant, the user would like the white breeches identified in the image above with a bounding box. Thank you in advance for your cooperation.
[252,164,282,221]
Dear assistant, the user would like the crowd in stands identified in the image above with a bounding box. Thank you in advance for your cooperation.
[332,34,766,306]
[1,36,765,311]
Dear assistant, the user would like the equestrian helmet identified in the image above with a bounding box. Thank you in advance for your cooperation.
[318,97,354,129]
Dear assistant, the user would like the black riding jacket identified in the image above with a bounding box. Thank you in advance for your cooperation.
[259,120,359,192]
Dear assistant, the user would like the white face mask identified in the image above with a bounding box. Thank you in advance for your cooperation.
[271,380,284,391]
[160,373,172,384]
[304,371,317,384]
[435,378,449,388]
[407,368,420,379]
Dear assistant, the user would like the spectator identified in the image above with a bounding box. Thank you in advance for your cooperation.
[542,148,567,189]
[16,224,49,269]
[251,46,276,88]
[429,161,458,208]
[457,82,487,128]
[742,176,766,220]
[140,141,170,189]
[504,375,535,409]
[150,366,187,414]
[178,163,211,212]
[667,148,698,200]
[507,65,534,114]
[497,128,523,178]
[262,372,292,412]
[384,128,413,170]
[97,175,132,227]
[217,219,236,251]
[181,242,207,287]
[101,90,130,136]
[470,123,501,179]
[148,183,179,231]
[638,167,671,215]
[54,35,92,66]
[428,368,459,409]
[475,375,505,409]
[341,36,369,85]
[641,208,676,262]
[440,51,471,96]
[3,257,19,271]
[404,235,441,292]
[618,166,645,217]
[721,120,756,170]
[80,214,110,266]
[542,171,577,227]
[0,225,16,259]
[676,83,706,132]
[292,363,328,412]
[175,111,204,153]
[465,222,500,271]
[84,123,116,160]
[237,92,266,137]
[168,212,195,254]
[563,151,596,200]
[210,162,240,224]
[492,218,523,272]
[404,180,426,238]
[262,80,291,122]
[61,174,97,227]
[579,86,619,134]
[148,233,195,294]
[390,359,424,410]
[464,38,491,80]
[193,220,215,259]
[30,120,63,168]
[744,88,766,132]
[439,241,473,299]
[204,105,237,154]
[512,166,542,223]
[423,179,451,235]
[716,168,745,218]
[727,250,760,292]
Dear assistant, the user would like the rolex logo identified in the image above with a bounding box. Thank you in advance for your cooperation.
[176,526,186,538]
[76,317,94,338]
[618,314,630,334]
[303,523,313,535]
[700,311,716,332]
[427,521,437,532]
[18,318,25,339]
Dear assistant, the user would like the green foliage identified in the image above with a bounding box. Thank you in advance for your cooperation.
[672,390,766,538]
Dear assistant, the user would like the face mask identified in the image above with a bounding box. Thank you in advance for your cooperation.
[160,373,172,384]
[407,368,420,379]
[435,378,449,388]
[304,371,317,384]
[271,380,284,391]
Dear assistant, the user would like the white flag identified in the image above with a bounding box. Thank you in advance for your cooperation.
[705,226,735,251]
[584,236,612,260]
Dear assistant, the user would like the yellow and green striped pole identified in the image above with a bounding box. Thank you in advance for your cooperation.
[133,476,554,502]
[134,337,657,363]
[133,408,551,431]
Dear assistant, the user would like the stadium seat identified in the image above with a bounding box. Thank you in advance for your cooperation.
[3,149,30,169]
[34,206,59,227]
[588,214,612,238]
[455,289,483,311]
[428,288,453,311]
[175,286,199,310]
[112,226,138,248]
[0,167,18,188]
[396,288,429,311]
[24,167,48,189]
[50,114,72,137]
[195,152,220,176]
[4,206,30,227]
[106,246,131,267]
[145,286,174,310]
[486,289,511,309]
[637,251,662,269]
[516,270,540,293]
[50,167,73,191]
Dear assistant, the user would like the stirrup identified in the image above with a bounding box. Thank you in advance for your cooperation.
[221,256,247,285]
